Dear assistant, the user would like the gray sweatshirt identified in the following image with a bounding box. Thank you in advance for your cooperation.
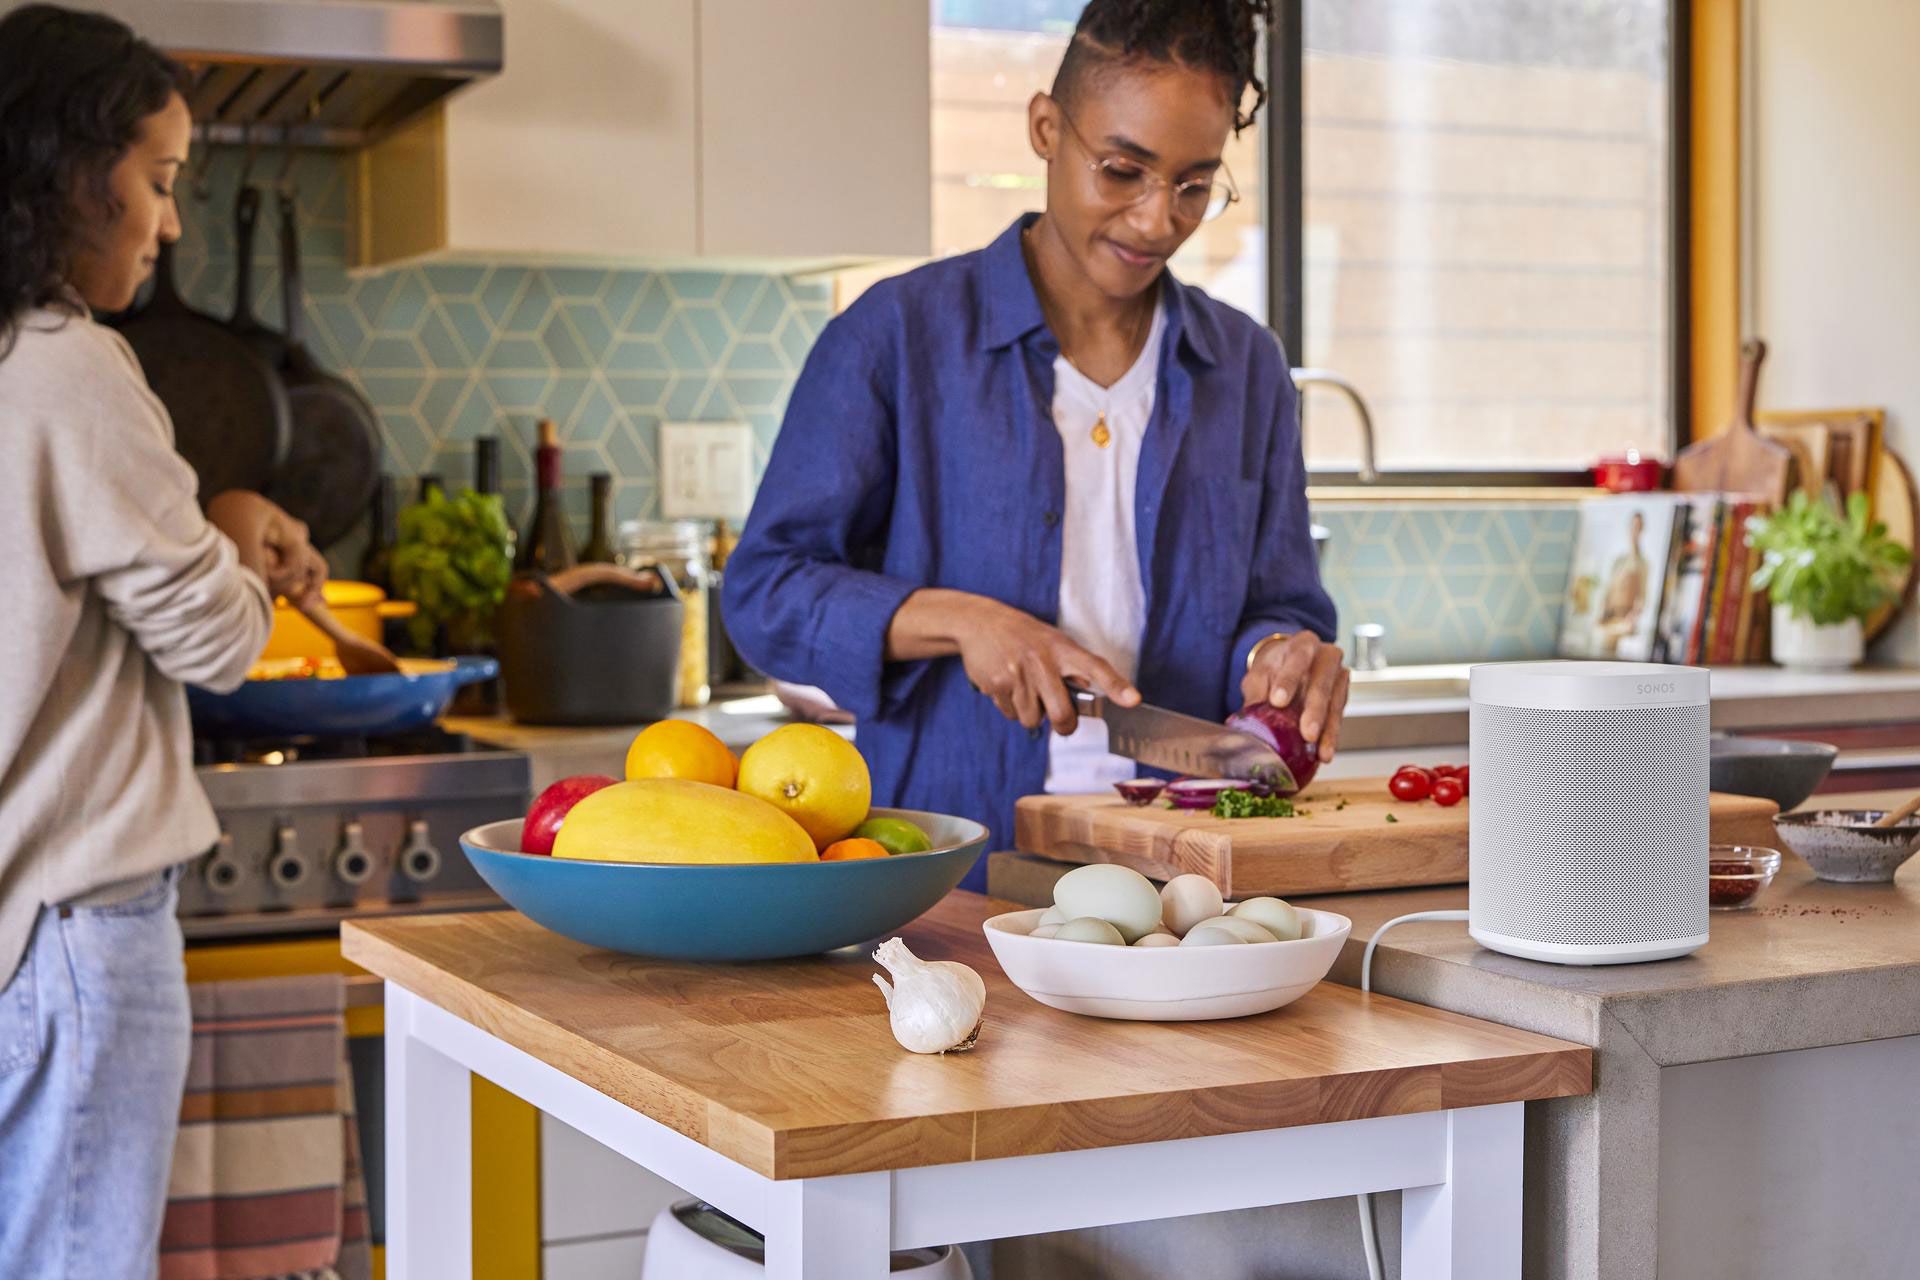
[0,305,271,987]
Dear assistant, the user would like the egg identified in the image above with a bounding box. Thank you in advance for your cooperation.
[1037,905,1067,927]
[1186,915,1277,944]
[1052,864,1162,943]
[1179,923,1248,947]
[1132,933,1180,948]
[1029,922,1063,939]
[1052,916,1126,946]
[1229,897,1303,942]
[1159,874,1225,937]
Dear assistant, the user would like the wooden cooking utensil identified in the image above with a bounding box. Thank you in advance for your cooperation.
[1872,793,1920,829]
[296,595,403,676]
[1673,340,1796,506]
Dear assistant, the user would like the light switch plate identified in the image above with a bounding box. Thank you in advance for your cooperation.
[660,422,755,520]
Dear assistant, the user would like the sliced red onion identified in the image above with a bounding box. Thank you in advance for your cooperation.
[1113,779,1168,807]
[1224,701,1321,795]
[1166,778,1244,810]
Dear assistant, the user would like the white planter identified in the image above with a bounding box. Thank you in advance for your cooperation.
[1771,606,1864,669]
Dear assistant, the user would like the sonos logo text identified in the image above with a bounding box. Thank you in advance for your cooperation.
[1637,681,1675,695]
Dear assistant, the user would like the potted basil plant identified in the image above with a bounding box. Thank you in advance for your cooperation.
[1745,491,1911,668]
[391,485,515,657]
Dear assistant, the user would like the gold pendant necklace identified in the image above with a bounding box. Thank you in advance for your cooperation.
[1091,414,1112,449]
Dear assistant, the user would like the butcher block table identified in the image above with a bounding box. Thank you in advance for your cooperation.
[344,893,1592,1279]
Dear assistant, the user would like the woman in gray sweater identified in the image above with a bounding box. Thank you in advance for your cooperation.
[0,6,327,1273]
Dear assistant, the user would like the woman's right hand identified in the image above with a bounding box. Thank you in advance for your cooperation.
[205,491,326,601]
[888,589,1139,736]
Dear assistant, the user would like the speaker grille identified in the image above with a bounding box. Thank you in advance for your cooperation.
[1470,702,1708,948]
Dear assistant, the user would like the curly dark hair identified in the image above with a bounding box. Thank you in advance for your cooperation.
[1052,0,1273,133]
[0,4,188,357]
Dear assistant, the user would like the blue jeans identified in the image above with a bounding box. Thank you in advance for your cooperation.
[0,870,191,1279]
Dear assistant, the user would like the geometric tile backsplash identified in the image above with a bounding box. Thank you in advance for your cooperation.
[168,148,1572,666]
[170,146,829,557]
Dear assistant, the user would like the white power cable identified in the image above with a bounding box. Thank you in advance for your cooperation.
[1354,909,1472,1280]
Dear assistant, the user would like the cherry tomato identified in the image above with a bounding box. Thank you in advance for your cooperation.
[1431,777,1464,807]
[1432,764,1461,778]
[1455,766,1470,796]
[1389,770,1431,802]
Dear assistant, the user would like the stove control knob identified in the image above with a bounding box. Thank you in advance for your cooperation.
[203,832,243,895]
[400,819,442,883]
[268,822,309,889]
[333,820,375,885]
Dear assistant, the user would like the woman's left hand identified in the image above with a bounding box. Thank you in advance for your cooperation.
[1242,632,1350,763]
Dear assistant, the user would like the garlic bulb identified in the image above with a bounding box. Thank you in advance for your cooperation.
[871,938,985,1054]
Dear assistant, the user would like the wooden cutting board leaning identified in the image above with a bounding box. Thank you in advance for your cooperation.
[1015,780,1782,898]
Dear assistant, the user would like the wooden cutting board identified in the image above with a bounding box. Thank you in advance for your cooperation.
[1014,781,1781,898]
[1673,339,1796,506]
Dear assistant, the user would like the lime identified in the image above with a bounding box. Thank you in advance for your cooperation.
[851,816,933,856]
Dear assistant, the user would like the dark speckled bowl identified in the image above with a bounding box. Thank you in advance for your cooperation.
[1709,737,1839,812]
[1773,810,1920,883]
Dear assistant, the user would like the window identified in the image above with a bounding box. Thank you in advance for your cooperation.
[1290,0,1677,476]
[931,0,1265,319]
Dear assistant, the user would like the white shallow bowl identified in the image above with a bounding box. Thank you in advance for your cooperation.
[982,906,1352,1021]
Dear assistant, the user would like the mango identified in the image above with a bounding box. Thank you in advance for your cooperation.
[552,779,818,865]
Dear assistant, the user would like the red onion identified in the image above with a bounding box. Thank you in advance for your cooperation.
[1113,779,1168,807]
[1225,701,1320,795]
[1166,778,1242,810]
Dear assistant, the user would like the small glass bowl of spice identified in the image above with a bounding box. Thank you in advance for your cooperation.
[1708,845,1782,910]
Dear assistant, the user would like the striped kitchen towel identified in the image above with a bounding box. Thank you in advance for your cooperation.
[161,974,371,1280]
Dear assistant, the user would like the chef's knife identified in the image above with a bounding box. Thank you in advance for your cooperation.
[1070,688,1298,793]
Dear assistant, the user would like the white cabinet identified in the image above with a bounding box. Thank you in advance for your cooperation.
[355,0,930,268]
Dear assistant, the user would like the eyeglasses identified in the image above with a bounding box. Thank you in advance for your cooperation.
[1052,101,1240,224]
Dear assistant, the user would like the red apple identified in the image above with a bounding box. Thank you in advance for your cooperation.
[522,775,617,855]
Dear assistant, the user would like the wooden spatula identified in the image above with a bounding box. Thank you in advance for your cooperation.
[296,595,403,676]
[1673,339,1797,505]
[1872,793,1920,829]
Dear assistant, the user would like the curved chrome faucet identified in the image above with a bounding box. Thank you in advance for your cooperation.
[1290,367,1379,482]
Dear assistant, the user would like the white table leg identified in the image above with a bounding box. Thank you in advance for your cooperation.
[385,985,473,1280]
[1401,1102,1524,1280]
[762,1170,893,1280]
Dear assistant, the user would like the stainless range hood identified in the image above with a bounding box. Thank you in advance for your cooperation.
[71,0,501,147]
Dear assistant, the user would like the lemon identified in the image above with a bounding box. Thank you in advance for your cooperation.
[737,725,872,851]
[625,720,737,789]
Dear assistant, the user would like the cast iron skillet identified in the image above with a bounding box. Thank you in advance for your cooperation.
[263,187,379,549]
[228,184,285,368]
[113,239,290,503]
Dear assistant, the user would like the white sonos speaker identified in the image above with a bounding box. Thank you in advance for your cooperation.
[1469,661,1710,965]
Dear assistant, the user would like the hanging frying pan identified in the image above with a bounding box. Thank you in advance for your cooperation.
[228,184,285,367]
[113,239,290,504]
[263,187,380,550]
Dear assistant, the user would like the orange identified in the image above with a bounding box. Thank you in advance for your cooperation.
[821,837,889,861]
[624,720,738,788]
[737,724,872,851]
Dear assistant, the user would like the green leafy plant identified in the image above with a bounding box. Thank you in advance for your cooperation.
[391,485,514,652]
[1745,491,1911,627]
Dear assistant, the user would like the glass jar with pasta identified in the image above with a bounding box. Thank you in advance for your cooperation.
[618,519,710,708]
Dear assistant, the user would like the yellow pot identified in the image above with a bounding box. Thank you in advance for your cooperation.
[262,580,417,660]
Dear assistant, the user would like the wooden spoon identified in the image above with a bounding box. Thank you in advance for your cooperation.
[1872,793,1920,829]
[296,595,403,676]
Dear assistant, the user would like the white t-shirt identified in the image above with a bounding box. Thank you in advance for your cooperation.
[1044,301,1167,794]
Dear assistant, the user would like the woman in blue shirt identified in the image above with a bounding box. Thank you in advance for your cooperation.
[725,0,1347,889]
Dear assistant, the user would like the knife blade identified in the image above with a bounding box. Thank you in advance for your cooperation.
[1070,688,1298,793]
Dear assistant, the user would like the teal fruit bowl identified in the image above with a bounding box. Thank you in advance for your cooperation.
[459,808,987,962]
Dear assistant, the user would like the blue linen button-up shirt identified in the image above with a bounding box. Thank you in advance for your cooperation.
[724,215,1336,890]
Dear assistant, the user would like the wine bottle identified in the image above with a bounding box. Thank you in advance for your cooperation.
[515,418,577,575]
[415,473,445,502]
[580,472,616,563]
[358,473,396,593]
[473,434,501,495]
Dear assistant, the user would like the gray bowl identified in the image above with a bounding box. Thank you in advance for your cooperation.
[1774,810,1920,883]
[1709,737,1839,812]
